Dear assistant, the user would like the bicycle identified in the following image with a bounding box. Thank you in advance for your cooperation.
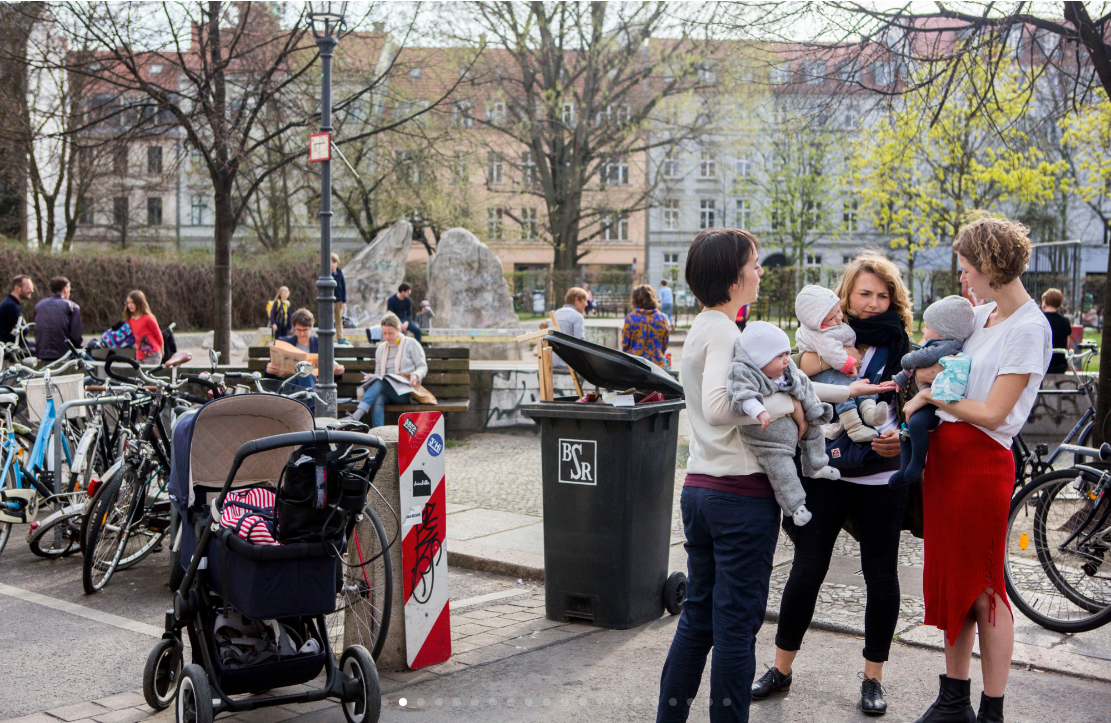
[1010,341,1108,492]
[1005,441,1111,632]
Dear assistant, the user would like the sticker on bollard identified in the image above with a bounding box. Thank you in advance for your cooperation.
[399,411,451,669]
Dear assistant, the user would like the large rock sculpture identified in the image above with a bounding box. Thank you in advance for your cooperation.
[343,219,412,325]
[426,228,520,329]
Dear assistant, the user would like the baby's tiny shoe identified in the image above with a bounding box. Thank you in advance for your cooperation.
[814,465,840,480]
[862,401,889,426]
[823,420,844,440]
[841,409,878,443]
[792,505,812,526]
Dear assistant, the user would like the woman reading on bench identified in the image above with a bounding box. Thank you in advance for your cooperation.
[348,312,427,426]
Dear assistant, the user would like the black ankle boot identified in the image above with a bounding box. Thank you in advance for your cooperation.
[976,693,1004,722]
[912,675,976,723]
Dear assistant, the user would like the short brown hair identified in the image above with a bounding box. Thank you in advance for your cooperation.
[565,287,588,305]
[10,275,28,291]
[685,228,760,308]
[49,277,69,294]
[1041,287,1064,309]
[631,285,658,310]
[290,308,314,329]
[952,214,1031,290]
[380,312,401,329]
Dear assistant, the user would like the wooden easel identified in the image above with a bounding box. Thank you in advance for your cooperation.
[514,319,583,401]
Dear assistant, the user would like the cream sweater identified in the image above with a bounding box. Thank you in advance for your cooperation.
[683,310,849,478]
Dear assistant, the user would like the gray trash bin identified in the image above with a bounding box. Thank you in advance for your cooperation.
[522,331,687,629]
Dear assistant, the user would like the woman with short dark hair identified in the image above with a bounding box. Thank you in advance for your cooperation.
[621,284,670,366]
[657,228,885,723]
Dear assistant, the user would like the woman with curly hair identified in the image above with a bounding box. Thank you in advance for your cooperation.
[901,216,1050,723]
[621,284,670,366]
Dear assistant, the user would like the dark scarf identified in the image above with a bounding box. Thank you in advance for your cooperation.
[848,308,911,385]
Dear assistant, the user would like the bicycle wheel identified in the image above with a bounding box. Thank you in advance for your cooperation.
[327,505,392,661]
[1005,468,1111,632]
[28,508,83,558]
[83,474,134,593]
[111,464,168,573]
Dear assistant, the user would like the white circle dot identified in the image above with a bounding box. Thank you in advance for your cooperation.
[724,698,732,707]
[398,698,407,707]
[417,699,426,707]
[453,698,462,706]
[525,698,533,707]
[669,698,677,706]
[507,698,515,707]
[435,698,443,706]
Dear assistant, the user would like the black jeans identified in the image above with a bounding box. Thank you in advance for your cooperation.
[658,486,780,723]
[775,477,908,663]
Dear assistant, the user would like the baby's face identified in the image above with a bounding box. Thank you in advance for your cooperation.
[921,323,940,342]
[761,352,790,379]
[821,305,843,328]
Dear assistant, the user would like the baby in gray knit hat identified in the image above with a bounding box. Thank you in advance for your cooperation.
[888,295,977,488]
[727,321,841,526]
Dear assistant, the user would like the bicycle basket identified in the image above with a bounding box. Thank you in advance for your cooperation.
[23,374,86,421]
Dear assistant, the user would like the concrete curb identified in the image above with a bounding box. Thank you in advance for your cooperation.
[448,539,545,581]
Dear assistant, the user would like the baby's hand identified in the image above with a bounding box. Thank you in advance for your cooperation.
[758,411,771,430]
[846,346,863,363]
[790,398,808,439]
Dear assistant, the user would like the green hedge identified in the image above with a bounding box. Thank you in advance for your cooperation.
[0,245,320,333]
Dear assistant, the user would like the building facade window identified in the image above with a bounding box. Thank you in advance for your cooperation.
[521,207,538,241]
[487,151,504,184]
[699,199,715,229]
[735,198,752,229]
[662,152,680,179]
[735,155,751,179]
[77,197,94,225]
[601,156,629,186]
[561,101,576,127]
[113,145,129,175]
[190,195,208,225]
[147,146,162,174]
[521,151,539,187]
[487,100,507,121]
[451,100,473,127]
[113,196,128,226]
[146,197,162,226]
[842,198,859,232]
[602,213,629,241]
[663,252,681,286]
[663,199,679,230]
[486,207,504,240]
[452,153,467,185]
[698,148,716,178]
[806,253,823,266]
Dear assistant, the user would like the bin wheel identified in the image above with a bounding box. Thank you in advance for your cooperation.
[143,638,182,711]
[664,572,687,615]
[340,645,381,723]
[176,665,213,723]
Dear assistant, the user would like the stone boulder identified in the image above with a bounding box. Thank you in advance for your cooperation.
[426,228,520,329]
[343,219,412,325]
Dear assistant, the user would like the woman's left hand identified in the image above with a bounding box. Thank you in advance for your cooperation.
[871,429,900,458]
[848,379,897,398]
[409,373,420,387]
[902,387,933,418]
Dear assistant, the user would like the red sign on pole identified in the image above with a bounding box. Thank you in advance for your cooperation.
[309,132,331,162]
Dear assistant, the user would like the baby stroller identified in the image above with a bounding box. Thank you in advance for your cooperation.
[144,394,387,723]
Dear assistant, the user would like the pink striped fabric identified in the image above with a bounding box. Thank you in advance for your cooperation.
[220,488,280,546]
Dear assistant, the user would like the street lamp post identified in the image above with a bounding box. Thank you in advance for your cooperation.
[308,1,347,418]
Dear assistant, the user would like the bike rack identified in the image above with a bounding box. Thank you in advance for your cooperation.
[51,394,131,548]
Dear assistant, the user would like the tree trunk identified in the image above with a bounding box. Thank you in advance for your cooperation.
[213,183,233,358]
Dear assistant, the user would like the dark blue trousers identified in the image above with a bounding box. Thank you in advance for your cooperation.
[657,486,780,723]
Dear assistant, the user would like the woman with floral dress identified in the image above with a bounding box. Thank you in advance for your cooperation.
[622,284,670,366]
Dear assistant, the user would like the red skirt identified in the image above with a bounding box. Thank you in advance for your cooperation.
[922,421,1014,646]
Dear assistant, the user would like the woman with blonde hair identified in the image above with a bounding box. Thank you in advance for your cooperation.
[902,216,1050,723]
[269,286,291,339]
[350,312,428,427]
[753,253,911,716]
[124,290,164,366]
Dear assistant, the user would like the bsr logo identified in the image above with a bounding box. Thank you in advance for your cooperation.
[558,439,596,485]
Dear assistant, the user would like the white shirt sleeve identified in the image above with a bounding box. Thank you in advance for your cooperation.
[740,397,767,419]
[998,323,1051,376]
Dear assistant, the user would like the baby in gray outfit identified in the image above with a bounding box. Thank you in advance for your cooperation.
[727,321,840,526]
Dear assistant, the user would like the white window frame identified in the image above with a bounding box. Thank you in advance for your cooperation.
[602,213,629,241]
[663,199,679,231]
[662,152,680,179]
[486,207,504,240]
[735,198,752,229]
[602,156,629,186]
[699,199,716,229]
[842,198,859,232]
[487,151,504,185]
[698,148,716,178]
[521,207,538,241]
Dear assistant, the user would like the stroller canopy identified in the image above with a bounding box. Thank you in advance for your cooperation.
[169,394,315,507]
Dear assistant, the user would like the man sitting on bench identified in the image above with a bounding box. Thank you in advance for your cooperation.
[386,283,422,344]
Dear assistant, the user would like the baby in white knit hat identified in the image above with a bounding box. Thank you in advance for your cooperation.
[727,321,841,526]
[794,285,887,443]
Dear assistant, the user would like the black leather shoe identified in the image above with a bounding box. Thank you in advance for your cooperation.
[976,692,1004,722]
[913,675,976,723]
[751,667,792,700]
[861,676,887,716]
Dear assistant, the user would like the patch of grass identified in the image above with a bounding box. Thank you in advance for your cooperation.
[445,438,468,449]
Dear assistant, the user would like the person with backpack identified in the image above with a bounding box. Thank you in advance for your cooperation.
[332,253,349,345]
[33,277,82,363]
[269,286,291,340]
[124,290,164,366]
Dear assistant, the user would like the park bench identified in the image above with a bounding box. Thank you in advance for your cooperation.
[591,291,629,318]
[246,344,471,419]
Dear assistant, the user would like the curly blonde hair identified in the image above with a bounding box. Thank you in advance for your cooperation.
[952,213,1031,290]
[834,253,913,331]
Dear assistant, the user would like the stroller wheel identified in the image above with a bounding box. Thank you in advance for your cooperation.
[175,665,213,723]
[143,638,182,710]
[340,645,381,723]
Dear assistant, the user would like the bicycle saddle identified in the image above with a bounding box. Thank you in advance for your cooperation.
[0,393,19,407]
[162,351,193,368]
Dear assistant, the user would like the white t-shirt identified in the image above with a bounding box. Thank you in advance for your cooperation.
[841,346,900,486]
[935,299,1051,448]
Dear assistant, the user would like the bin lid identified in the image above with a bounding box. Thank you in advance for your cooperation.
[544,331,684,396]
